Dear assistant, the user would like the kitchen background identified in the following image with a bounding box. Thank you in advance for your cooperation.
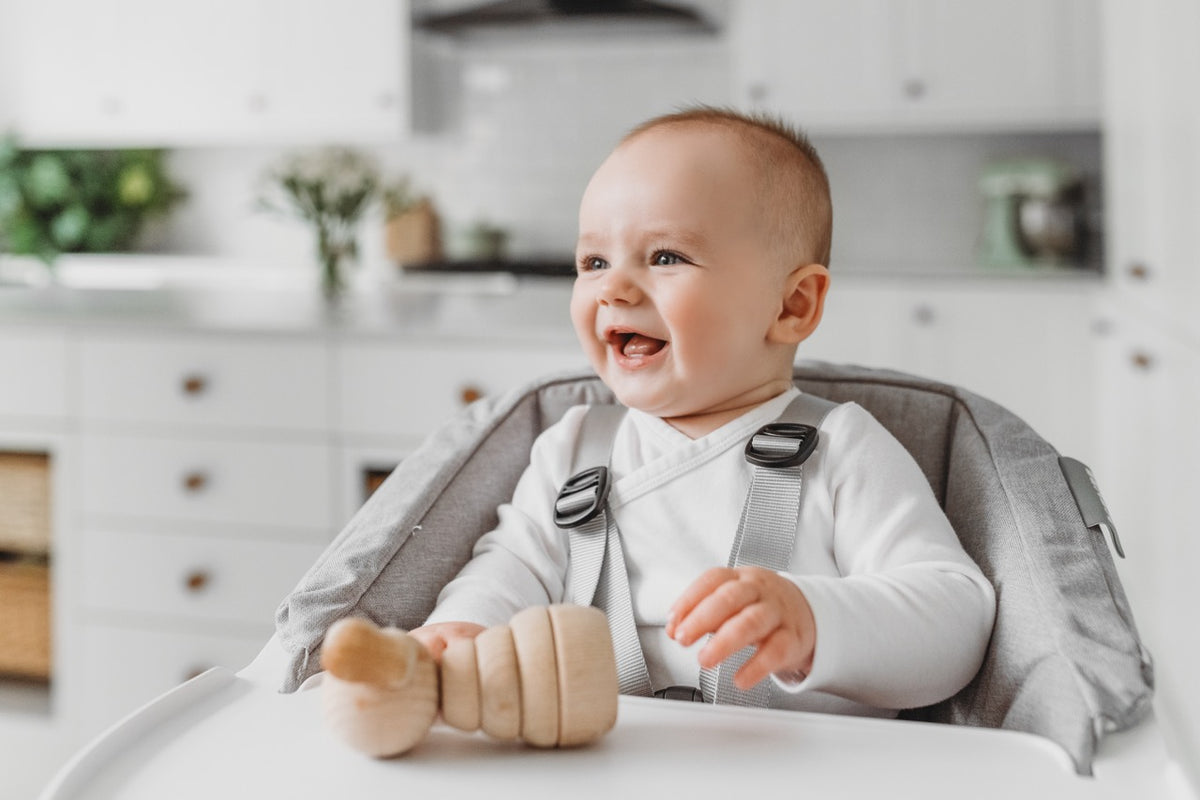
[0,1,1197,797]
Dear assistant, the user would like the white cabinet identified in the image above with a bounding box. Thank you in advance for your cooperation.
[9,0,409,145]
[734,0,1100,132]
[72,331,333,737]
[57,325,586,736]
[803,278,1100,464]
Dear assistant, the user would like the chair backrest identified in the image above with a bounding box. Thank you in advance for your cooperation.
[275,362,1153,774]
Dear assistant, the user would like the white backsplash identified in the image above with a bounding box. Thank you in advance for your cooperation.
[154,36,1100,277]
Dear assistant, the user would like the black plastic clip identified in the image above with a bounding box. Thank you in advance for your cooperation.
[744,423,819,468]
[653,685,705,702]
[553,466,611,528]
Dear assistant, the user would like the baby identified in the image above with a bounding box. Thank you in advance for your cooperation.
[413,108,995,715]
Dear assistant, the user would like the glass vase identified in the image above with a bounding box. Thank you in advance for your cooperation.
[316,228,354,301]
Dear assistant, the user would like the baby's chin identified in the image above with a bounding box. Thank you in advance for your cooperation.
[607,388,716,423]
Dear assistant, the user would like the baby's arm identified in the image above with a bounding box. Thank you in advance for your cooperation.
[774,403,995,708]
[667,566,817,690]
[669,403,995,709]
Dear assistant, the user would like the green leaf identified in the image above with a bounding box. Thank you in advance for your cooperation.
[117,163,154,206]
[50,205,90,249]
[24,154,73,209]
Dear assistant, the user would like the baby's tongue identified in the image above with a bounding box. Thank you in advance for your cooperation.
[623,334,665,357]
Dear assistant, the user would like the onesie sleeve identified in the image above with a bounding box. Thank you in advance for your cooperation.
[777,403,996,709]
[423,406,586,629]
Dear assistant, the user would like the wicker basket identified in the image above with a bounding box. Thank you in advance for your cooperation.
[0,560,52,681]
[0,452,52,556]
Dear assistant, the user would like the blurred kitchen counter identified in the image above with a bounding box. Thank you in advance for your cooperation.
[0,256,578,344]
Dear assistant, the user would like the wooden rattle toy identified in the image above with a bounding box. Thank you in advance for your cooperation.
[321,604,619,757]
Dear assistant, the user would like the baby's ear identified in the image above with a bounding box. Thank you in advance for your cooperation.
[770,263,830,345]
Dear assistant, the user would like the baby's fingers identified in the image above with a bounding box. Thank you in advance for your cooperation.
[667,567,737,639]
[696,602,782,670]
[670,571,763,647]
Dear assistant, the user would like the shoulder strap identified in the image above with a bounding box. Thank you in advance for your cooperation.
[701,392,839,707]
[556,405,654,697]
[574,405,626,477]
[559,405,625,605]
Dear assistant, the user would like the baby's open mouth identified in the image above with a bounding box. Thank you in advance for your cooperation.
[606,329,667,358]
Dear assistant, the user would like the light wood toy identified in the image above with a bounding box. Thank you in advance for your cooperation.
[320,604,619,757]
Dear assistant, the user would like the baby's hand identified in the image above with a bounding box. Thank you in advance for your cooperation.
[667,567,816,691]
[408,621,486,661]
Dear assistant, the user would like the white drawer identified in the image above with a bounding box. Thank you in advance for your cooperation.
[338,341,587,437]
[81,528,324,625]
[80,433,334,530]
[80,333,329,432]
[77,623,267,737]
[0,327,69,419]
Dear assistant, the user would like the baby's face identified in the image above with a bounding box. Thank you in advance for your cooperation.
[571,125,793,423]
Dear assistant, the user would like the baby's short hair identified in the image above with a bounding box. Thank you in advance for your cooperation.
[623,106,833,268]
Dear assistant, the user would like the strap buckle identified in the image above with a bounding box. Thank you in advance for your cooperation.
[653,685,705,702]
[553,466,611,528]
[744,423,819,468]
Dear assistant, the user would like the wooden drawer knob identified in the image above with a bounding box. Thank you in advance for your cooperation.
[182,471,209,492]
[1131,351,1155,371]
[1128,262,1151,281]
[181,374,209,396]
[184,570,211,593]
[459,385,484,405]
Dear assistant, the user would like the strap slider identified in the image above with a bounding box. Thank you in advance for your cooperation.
[744,423,819,468]
[554,466,611,528]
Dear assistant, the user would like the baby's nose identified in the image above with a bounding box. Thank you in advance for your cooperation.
[597,267,642,305]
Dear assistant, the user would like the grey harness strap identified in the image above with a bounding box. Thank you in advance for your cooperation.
[555,393,838,706]
[699,392,837,706]
[556,405,653,697]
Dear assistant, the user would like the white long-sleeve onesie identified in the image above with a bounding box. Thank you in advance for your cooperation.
[426,388,996,717]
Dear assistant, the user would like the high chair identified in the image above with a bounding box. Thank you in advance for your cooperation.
[40,363,1194,799]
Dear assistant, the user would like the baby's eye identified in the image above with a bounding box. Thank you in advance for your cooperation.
[652,250,685,266]
[578,256,609,273]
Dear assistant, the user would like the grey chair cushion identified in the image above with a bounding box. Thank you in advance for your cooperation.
[274,362,1153,774]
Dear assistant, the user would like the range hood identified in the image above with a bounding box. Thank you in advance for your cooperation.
[414,0,719,38]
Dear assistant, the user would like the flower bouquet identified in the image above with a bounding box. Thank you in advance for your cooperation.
[258,147,379,299]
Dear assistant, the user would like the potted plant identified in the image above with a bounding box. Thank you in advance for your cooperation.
[382,177,441,267]
[0,135,185,265]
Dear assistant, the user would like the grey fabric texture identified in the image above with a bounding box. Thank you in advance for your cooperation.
[273,361,1153,774]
